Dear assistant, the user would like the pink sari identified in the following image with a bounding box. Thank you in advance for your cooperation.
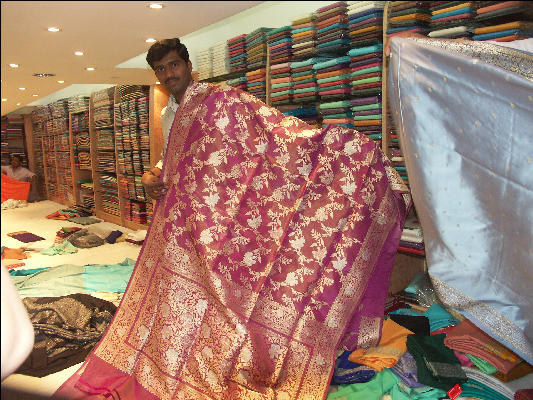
[55,82,410,399]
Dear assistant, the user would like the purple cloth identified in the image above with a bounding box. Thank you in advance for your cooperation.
[10,232,45,243]
[317,1,347,14]
[351,95,381,106]
[314,63,350,74]
[353,108,382,116]
[391,352,425,388]
[350,57,382,68]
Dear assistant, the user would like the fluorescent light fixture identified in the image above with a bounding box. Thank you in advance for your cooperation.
[74,51,84,56]
[149,3,164,9]
[16,102,21,106]
[47,27,61,32]
[57,80,65,83]
[18,87,26,90]
[86,67,95,71]
[9,63,19,68]
[146,38,157,43]
[32,94,39,97]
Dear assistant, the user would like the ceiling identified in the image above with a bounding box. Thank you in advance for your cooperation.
[1,1,264,116]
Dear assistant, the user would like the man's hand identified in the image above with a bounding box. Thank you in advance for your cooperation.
[141,168,168,200]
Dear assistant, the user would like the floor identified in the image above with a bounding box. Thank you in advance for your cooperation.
[1,200,142,397]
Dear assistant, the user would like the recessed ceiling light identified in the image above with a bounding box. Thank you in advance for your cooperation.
[146,38,157,43]
[74,51,84,56]
[86,67,95,71]
[1,99,7,102]
[47,27,61,32]
[57,80,65,83]
[156,81,161,84]
[32,94,39,97]
[18,87,26,90]
[33,73,55,77]
[148,3,164,9]
[16,103,21,106]
[9,63,19,68]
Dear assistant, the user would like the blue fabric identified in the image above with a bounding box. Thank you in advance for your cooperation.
[348,10,384,23]
[268,37,292,47]
[313,56,351,70]
[317,23,349,35]
[349,44,383,57]
[431,7,473,20]
[331,350,377,385]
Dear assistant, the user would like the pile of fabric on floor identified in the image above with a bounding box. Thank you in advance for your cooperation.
[327,273,533,399]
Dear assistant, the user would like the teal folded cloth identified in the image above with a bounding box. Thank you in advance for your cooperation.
[327,369,399,400]
[351,66,382,77]
[313,56,351,70]
[348,43,383,57]
[317,73,352,84]
[291,57,333,69]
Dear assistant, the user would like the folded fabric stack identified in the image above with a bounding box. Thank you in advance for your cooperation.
[290,57,323,104]
[387,1,432,37]
[350,94,382,143]
[211,40,229,78]
[315,2,350,56]
[227,34,247,73]
[267,26,293,65]
[291,13,317,60]
[473,20,533,42]
[281,105,322,129]
[123,199,148,224]
[320,100,354,129]
[461,367,516,400]
[428,1,477,39]
[79,182,94,210]
[314,55,352,101]
[226,76,247,91]
[399,215,424,254]
[270,62,293,106]
[347,1,386,47]
[99,173,119,216]
[474,0,533,42]
[68,96,90,115]
[196,48,213,81]
[245,27,272,70]
[246,68,267,102]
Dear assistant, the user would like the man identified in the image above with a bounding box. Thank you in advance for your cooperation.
[55,38,409,399]
[141,38,193,200]
[1,154,36,183]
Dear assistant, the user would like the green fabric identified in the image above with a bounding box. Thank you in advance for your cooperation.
[293,87,318,94]
[292,78,314,85]
[68,217,101,225]
[317,73,352,84]
[466,354,498,374]
[354,114,382,120]
[406,334,467,392]
[327,369,399,400]
[319,100,352,109]
[322,113,353,119]
[271,89,292,97]
[351,66,382,77]
[319,84,351,91]
[352,103,382,111]
[461,380,510,400]
[271,82,291,89]
[40,241,78,256]
[271,72,291,78]
[292,70,314,78]
[352,76,382,85]
[390,381,447,400]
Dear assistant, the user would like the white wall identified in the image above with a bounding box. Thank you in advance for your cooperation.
[180,1,338,70]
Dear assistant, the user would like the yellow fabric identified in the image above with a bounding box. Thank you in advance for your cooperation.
[348,318,414,371]
[390,13,431,22]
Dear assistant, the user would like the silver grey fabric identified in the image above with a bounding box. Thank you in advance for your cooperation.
[388,37,533,364]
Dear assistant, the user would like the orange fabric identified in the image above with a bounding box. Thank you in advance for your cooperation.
[348,318,414,371]
[316,69,351,80]
[1,173,30,203]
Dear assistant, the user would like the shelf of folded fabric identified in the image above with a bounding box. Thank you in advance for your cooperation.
[197,47,213,81]
[1,114,29,167]
[472,1,533,42]
[291,12,318,62]
[348,1,386,48]
[315,2,351,57]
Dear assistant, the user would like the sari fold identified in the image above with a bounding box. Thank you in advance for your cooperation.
[56,82,410,399]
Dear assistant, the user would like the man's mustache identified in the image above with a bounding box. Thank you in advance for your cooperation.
[165,77,179,85]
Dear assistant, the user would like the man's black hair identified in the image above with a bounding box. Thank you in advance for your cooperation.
[10,154,23,163]
[146,38,190,69]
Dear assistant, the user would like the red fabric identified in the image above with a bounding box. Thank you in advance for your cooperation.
[1,173,30,203]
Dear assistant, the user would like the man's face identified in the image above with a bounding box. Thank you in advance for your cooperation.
[152,50,192,101]
[11,157,21,168]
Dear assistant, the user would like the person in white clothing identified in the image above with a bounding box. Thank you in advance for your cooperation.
[1,154,36,183]
[141,38,193,200]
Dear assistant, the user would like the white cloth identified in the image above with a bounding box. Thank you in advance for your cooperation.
[1,165,35,181]
[155,94,179,170]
